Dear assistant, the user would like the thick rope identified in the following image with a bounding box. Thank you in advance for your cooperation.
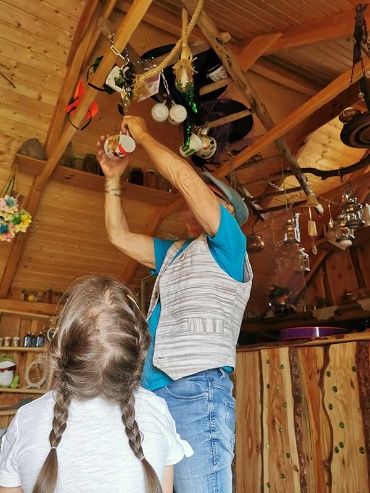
[132,0,205,99]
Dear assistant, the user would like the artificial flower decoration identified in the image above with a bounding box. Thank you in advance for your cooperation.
[0,220,15,242]
[0,194,32,242]
[1,163,32,242]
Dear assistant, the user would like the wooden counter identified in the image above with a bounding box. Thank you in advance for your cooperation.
[235,331,370,492]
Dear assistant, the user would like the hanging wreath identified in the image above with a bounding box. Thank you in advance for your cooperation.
[0,166,32,242]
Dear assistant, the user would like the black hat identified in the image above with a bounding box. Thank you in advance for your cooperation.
[191,98,253,165]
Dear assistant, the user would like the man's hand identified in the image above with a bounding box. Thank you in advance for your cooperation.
[96,135,129,182]
[121,115,149,145]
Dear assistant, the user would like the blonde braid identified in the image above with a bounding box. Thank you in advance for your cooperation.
[119,393,162,493]
[32,387,72,493]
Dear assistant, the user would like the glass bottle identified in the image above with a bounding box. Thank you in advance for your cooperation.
[129,167,144,185]
[23,332,32,347]
[35,331,45,347]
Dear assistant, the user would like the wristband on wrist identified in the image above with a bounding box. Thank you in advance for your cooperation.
[105,190,121,197]
[105,183,122,191]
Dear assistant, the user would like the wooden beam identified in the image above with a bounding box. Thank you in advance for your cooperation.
[0,0,153,299]
[207,110,252,130]
[66,0,99,67]
[238,7,370,55]
[116,0,205,42]
[82,0,119,69]
[251,59,322,96]
[253,186,302,203]
[199,77,232,96]
[237,33,282,72]
[258,200,307,213]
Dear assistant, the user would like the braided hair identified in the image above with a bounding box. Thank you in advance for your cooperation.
[32,274,162,493]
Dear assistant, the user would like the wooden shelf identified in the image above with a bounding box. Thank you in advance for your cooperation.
[0,388,46,394]
[16,154,180,206]
[242,300,370,333]
[0,298,58,316]
[0,346,46,352]
[0,410,17,416]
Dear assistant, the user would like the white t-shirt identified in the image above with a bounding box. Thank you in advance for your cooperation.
[0,388,193,492]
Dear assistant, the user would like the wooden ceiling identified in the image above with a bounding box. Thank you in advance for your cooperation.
[0,0,369,315]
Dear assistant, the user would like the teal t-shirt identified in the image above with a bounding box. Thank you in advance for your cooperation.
[141,204,246,391]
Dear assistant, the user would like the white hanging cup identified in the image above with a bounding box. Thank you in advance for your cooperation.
[151,103,169,122]
[179,134,203,157]
[168,104,187,125]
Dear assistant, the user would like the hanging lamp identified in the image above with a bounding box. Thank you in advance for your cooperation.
[341,187,364,229]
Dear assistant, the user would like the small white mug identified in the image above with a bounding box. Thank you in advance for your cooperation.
[12,336,20,347]
[179,134,203,157]
[168,104,187,125]
[151,103,169,122]
[4,336,11,347]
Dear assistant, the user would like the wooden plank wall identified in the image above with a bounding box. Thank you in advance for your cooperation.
[235,336,370,492]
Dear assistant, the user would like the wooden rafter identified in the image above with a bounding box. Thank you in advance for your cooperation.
[238,6,368,55]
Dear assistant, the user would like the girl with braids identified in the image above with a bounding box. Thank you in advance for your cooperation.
[0,275,193,493]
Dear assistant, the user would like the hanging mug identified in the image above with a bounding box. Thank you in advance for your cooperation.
[179,134,203,157]
[168,104,187,125]
[195,135,217,160]
[151,103,169,122]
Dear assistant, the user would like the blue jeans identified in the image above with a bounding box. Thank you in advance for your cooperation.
[154,368,235,493]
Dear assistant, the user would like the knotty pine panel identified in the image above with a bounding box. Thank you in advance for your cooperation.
[235,337,370,492]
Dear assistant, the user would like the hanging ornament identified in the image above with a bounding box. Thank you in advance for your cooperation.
[294,246,310,273]
[96,17,140,108]
[334,213,355,248]
[341,186,364,229]
[283,213,301,246]
[324,203,337,241]
[247,226,265,253]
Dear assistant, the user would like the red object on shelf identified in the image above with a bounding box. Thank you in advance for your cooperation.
[280,326,348,341]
